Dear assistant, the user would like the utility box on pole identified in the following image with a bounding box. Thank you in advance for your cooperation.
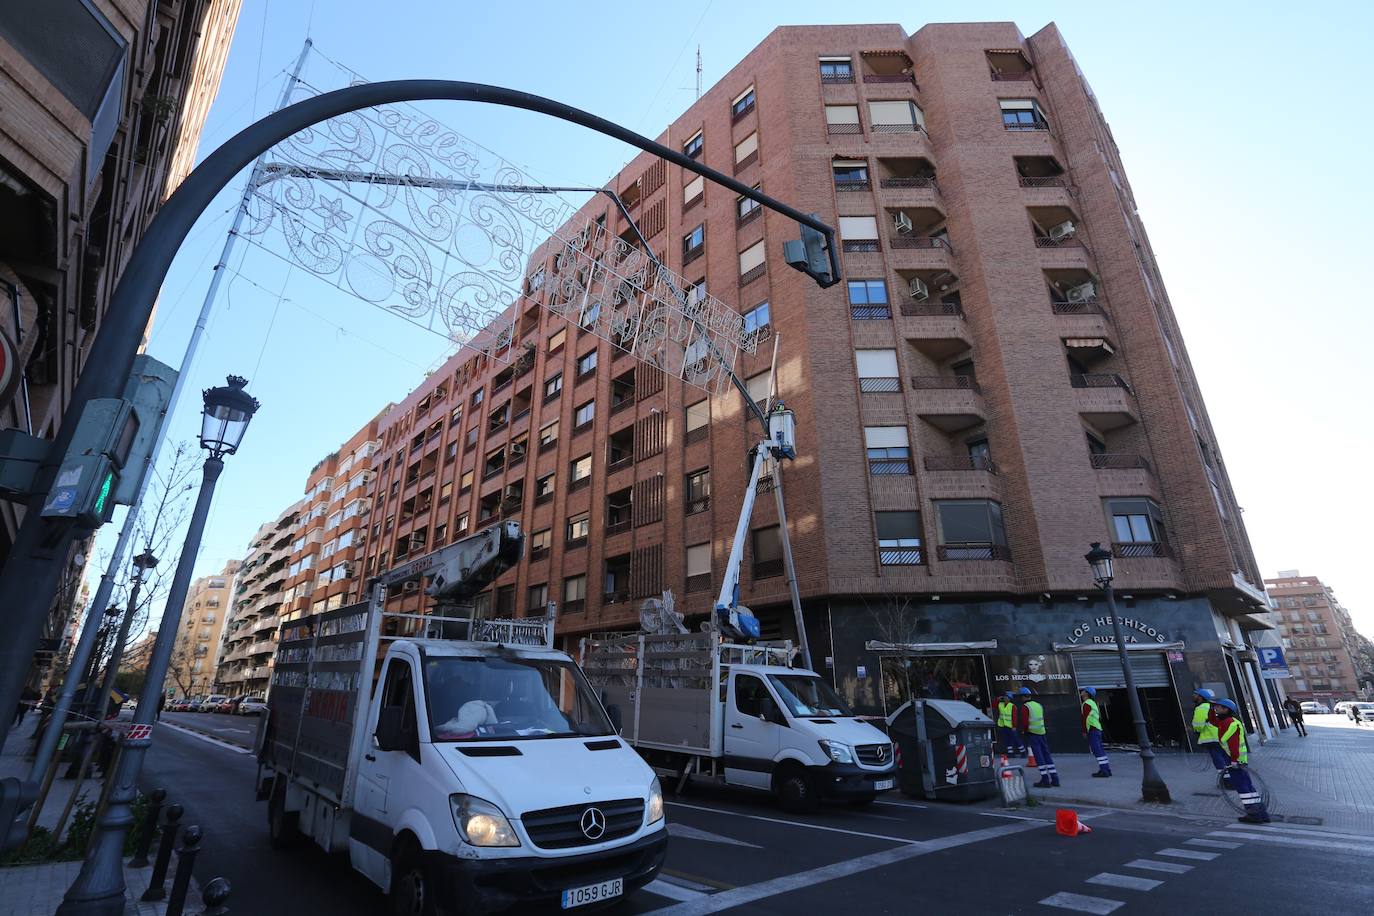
[113,355,178,505]
[39,399,139,529]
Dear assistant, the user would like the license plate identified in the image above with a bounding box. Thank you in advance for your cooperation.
[874,778,895,791]
[562,878,623,909]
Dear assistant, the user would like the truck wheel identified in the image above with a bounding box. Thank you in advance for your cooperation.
[267,781,302,849]
[775,765,819,814]
[389,843,438,916]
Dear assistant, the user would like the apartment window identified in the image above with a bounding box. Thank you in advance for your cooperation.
[819,57,854,82]
[824,104,860,135]
[738,240,766,285]
[530,527,550,557]
[471,387,485,407]
[737,185,762,223]
[935,500,1009,560]
[563,574,588,611]
[848,279,890,319]
[734,132,759,168]
[567,513,591,545]
[839,216,880,252]
[683,130,703,159]
[544,373,563,402]
[686,542,712,592]
[876,511,924,565]
[527,582,549,612]
[539,420,559,450]
[745,370,773,409]
[686,468,711,514]
[337,529,356,551]
[570,454,592,487]
[742,302,770,336]
[536,472,556,503]
[1000,98,1048,131]
[574,400,595,430]
[752,525,783,578]
[683,224,705,264]
[865,427,912,474]
[833,159,870,189]
[868,100,924,133]
[327,510,343,530]
[465,426,479,449]
[684,175,704,206]
[576,350,598,378]
[460,469,474,493]
[686,400,710,443]
[856,349,900,392]
[731,85,756,120]
[548,327,566,354]
[1105,498,1168,557]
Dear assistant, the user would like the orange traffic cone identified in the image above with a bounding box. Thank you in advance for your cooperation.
[1026,748,1038,768]
[1055,809,1093,837]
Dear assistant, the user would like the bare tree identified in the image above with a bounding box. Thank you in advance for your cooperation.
[861,590,923,713]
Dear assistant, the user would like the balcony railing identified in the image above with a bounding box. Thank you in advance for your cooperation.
[755,475,775,494]
[1051,298,1106,316]
[820,72,854,84]
[1004,121,1050,132]
[1090,454,1152,472]
[569,476,590,493]
[686,573,712,593]
[1112,541,1169,559]
[1019,174,1068,188]
[753,558,785,579]
[859,377,901,393]
[682,244,704,266]
[563,598,586,614]
[826,123,862,136]
[880,175,937,190]
[603,589,630,605]
[733,150,758,173]
[739,263,767,287]
[937,543,1011,561]
[851,304,892,320]
[539,437,558,454]
[901,300,964,318]
[605,519,631,536]
[685,426,709,445]
[611,396,635,415]
[991,70,1035,82]
[924,455,999,474]
[683,192,703,213]
[1071,373,1132,394]
[834,178,871,191]
[911,375,981,393]
[871,122,923,134]
[687,495,710,515]
[1034,234,1080,248]
[565,535,588,551]
[529,545,549,563]
[863,73,913,84]
[736,206,762,228]
[879,547,926,565]
[890,234,952,252]
[607,455,632,474]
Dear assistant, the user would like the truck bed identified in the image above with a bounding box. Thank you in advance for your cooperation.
[583,631,720,756]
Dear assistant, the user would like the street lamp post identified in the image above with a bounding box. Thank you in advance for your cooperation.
[58,377,258,916]
[92,551,158,724]
[1085,542,1171,803]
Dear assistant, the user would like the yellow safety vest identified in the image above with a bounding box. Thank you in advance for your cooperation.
[1193,701,1218,744]
[1024,700,1046,735]
[1083,698,1101,731]
[1221,718,1247,765]
[997,701,1014,728]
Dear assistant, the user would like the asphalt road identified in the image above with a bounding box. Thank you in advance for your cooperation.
[142,711,1374,915]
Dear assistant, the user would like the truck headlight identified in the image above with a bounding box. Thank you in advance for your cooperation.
[818,740,854,764]
[647,776,664,825]
[450,794,520,847]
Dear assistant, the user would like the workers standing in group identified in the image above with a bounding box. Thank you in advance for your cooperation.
[1079,686,1111,777]
[1016,687,1058,788]
[1192,687,1231,785]
[994,691,1025,758]
[1214,698,1270,824]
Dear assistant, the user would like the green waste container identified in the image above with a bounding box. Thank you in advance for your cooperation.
[886,699,997,802]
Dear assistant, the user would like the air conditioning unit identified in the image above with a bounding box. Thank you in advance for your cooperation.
[893,212,914,234]
[909,277,930,301]
[1066,281,1097,302]
[1048,220,1076,240]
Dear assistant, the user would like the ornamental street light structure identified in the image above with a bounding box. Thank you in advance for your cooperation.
[59,378,258,915]
[92,551,158,725]
[1085,542,1171,804]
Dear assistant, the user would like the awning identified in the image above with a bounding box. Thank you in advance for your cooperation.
[1066,337,1112,351]
[1053,641,1185,653]
[865,640,997,654]
[863,49,911,59]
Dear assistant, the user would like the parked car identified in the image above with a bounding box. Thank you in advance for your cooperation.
[186,698,204,712]
[216,697,241,714]
[168,698,187,712]
[1334,701,1354,717]
[236,696,267,716]
[1350,703,1374,723]
[202,694,230,713]
[1300,701,1330,715]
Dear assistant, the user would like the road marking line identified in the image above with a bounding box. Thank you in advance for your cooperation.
[665,800,916,845]
[1221,822,1374,842]
[1086,873,1162,892]
[874,799,928,810]
[645,879,709,902]
[1185,838,1242,850]
[1217,831,1374,856]
[1038,891,1124,914]
[1123,859,1193,875]
[159,721,251,754]
[653,820,1042,915]
[981,812,1045,821]
[667,822,763,849]
[1156,847,1218,861]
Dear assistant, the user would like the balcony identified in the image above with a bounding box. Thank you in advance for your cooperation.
[987,49,1034,82]
[901,298,963,319]
[753,558,785,579]
[686,573,712,593]
[861,50,916,86]
[563,598,586,615]
[687,494,711,514]
[1071,373,1131,394]
[924,455,999,475]
[1090,453,1152,472]
[1112,541,1170,559]
[1052,297,1107,316]
[879,546,926,566]
[911,375,980,394]
[868,456,913,476]
[937,543,1011,561]
[910,375,985,432]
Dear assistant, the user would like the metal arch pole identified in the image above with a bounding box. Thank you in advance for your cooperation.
[770,468,810,671]
[0,77,838,757]
[9,41,313,832]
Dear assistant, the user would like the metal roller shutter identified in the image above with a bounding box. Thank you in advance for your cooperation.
[1071,652,1170,690]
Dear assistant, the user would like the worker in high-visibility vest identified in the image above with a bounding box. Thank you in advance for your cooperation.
[1079,686,1111,777]
[994,691,1025,758]
[1016,687,1058,788]
[1192,687,1231,785]
[1214,699,1270,824]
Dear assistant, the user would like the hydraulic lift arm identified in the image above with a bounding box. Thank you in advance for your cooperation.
[375,520,524,601]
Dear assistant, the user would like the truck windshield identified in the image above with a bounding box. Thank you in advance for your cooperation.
[767,674,852,718]
[424,656,614,741]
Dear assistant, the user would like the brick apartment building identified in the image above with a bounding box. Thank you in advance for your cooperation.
[293,20,1278,750]
[0,0,240,689]
[217,501,301,697]
[169,559,238,698]
[1265,571,1366,705]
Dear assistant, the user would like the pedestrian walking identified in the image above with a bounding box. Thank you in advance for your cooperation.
[994,691,1024,758]
[1016,687,1058,788]
[1214,699,1270,824]
[1283,697,1307,737]
[1192,687,1231,781]
[1079,686,1111,777]
[156,694,165,722]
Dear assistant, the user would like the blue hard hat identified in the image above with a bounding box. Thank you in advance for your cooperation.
[1017,687,1032,696]
[1003,692,1014,700]
[1079,686,1096,697]
[1217,699,1239,716]
[1194,687,1215,701]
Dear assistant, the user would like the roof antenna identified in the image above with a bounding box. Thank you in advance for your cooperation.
[696,45,702,100]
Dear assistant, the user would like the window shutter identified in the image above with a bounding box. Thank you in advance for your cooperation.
[999,98,1034,110]
[838,216,879,240]
[875,511,920,540]
[738,240,766,273]
[864,426,909,448]
[745,370,772,402]
[684,175,704,202]
[686,543,711,577]
[855,349,898,378]
[868,100,917,126]
[734,132,758,162]
[824,105,860,125]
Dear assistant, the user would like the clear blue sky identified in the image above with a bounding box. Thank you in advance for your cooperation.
[103,0,1374,636]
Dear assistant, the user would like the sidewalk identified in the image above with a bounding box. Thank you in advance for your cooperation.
[1017,716,1374,835]
[1,714,106,834]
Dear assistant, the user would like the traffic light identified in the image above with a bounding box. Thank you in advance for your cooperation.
[784,217,839,288]
[40,398,138,529]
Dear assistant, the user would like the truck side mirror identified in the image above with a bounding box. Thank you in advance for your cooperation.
[763,705,788,727]
[605,704,623,734]
[375,707,406,752]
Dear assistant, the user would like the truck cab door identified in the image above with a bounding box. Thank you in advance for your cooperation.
[724,672,783,790]
[350,656,419,885]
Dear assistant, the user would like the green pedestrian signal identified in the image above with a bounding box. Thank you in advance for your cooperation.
[93,470,114,516]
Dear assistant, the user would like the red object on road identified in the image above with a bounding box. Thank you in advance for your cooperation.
[127,724,152,741]
[1055,808,1093,836]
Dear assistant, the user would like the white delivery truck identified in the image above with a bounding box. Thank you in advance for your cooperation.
[582,626,896,812]
[256,523,667,914]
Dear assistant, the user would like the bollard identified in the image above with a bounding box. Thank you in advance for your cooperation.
[166,824,203,916]
[141,803,183,902]
[199,877,231,916]
[130,787,167,867]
